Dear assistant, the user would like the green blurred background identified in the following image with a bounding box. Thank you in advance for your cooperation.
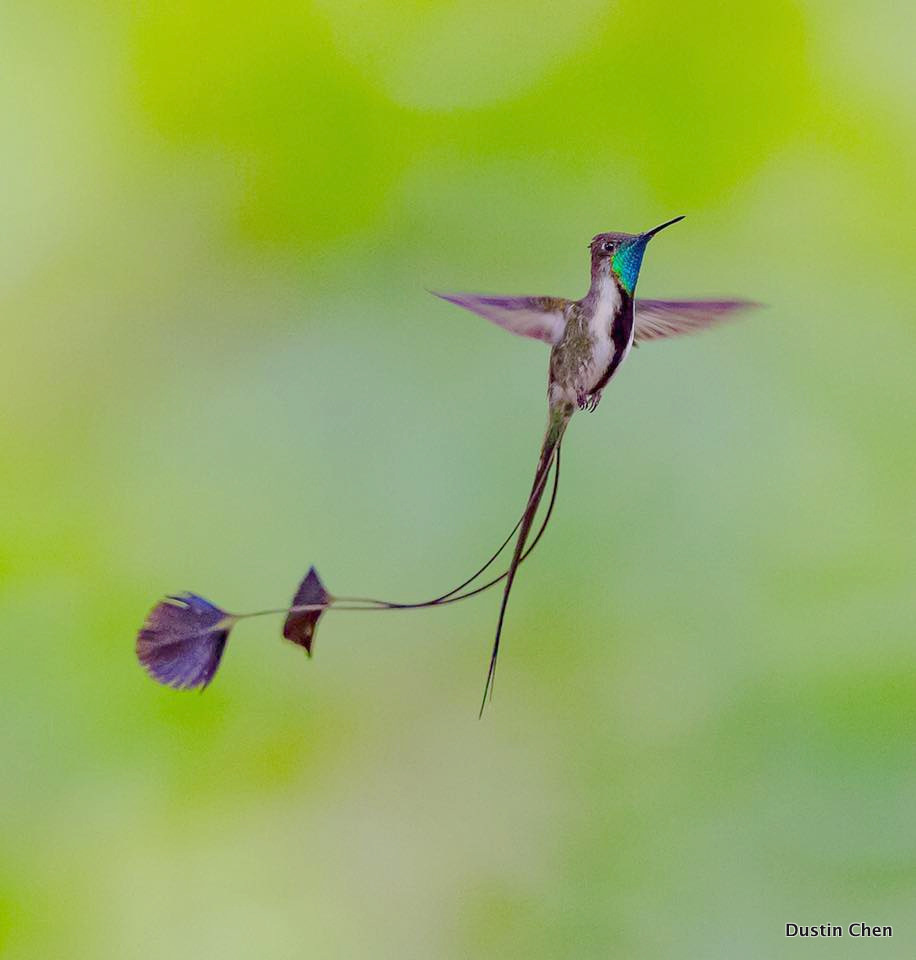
[2,0,915,956]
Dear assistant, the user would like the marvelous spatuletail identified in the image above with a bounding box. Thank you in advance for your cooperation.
[136,216,758,711]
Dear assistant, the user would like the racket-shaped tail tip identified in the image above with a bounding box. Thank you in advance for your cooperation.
[283,566,331,657]
[136,593,233,690]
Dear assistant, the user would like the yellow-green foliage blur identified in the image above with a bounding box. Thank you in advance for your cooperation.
[2,1,915,957]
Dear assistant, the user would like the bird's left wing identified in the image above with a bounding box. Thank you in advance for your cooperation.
[431,291,568,345]
[634,299,759,343]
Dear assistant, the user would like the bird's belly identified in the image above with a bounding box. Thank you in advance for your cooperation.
[585,332,614,390]
[549,331,613,405]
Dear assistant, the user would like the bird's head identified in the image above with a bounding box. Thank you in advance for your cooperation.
[590,216,685,295]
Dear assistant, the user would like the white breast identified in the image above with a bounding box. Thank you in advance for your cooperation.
[586,277,622,388]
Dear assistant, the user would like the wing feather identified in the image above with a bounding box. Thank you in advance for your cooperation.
[431,291,567,345]
[634,299,759,343]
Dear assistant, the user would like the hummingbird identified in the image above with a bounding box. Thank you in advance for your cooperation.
[135,216,757,713]
[431,215,756,712]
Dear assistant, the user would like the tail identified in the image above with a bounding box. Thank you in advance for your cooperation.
[479,403,573,716]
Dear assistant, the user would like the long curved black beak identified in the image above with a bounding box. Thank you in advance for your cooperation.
[641,215,685,240]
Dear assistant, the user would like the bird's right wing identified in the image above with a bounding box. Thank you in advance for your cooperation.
[431,291,568,345]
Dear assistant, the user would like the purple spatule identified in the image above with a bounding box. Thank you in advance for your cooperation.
[283,566,331,656]
[136,593,234,689]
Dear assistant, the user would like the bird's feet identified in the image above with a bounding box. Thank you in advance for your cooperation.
[577,390,602,412]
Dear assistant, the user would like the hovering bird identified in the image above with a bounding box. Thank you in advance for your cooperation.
[432,215,756,712]
[136,217,757,712]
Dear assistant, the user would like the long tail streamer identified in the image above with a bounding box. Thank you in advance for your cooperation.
[137,443,565,708]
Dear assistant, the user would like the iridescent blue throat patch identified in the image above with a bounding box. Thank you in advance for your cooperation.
[612,236,649,295]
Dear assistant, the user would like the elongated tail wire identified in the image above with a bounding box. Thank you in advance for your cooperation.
[479,408,571,716]
[154,437,560,686]
[331,443,562,611]
[141,442,566,695]
[231,444,562,624]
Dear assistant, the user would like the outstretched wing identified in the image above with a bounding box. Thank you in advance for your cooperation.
[634,299,759,343]
[431,291,567,345]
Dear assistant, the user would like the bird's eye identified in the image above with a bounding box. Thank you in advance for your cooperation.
[602,241,613,253]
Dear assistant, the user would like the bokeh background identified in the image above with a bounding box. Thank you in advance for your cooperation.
[2,1,915,956]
